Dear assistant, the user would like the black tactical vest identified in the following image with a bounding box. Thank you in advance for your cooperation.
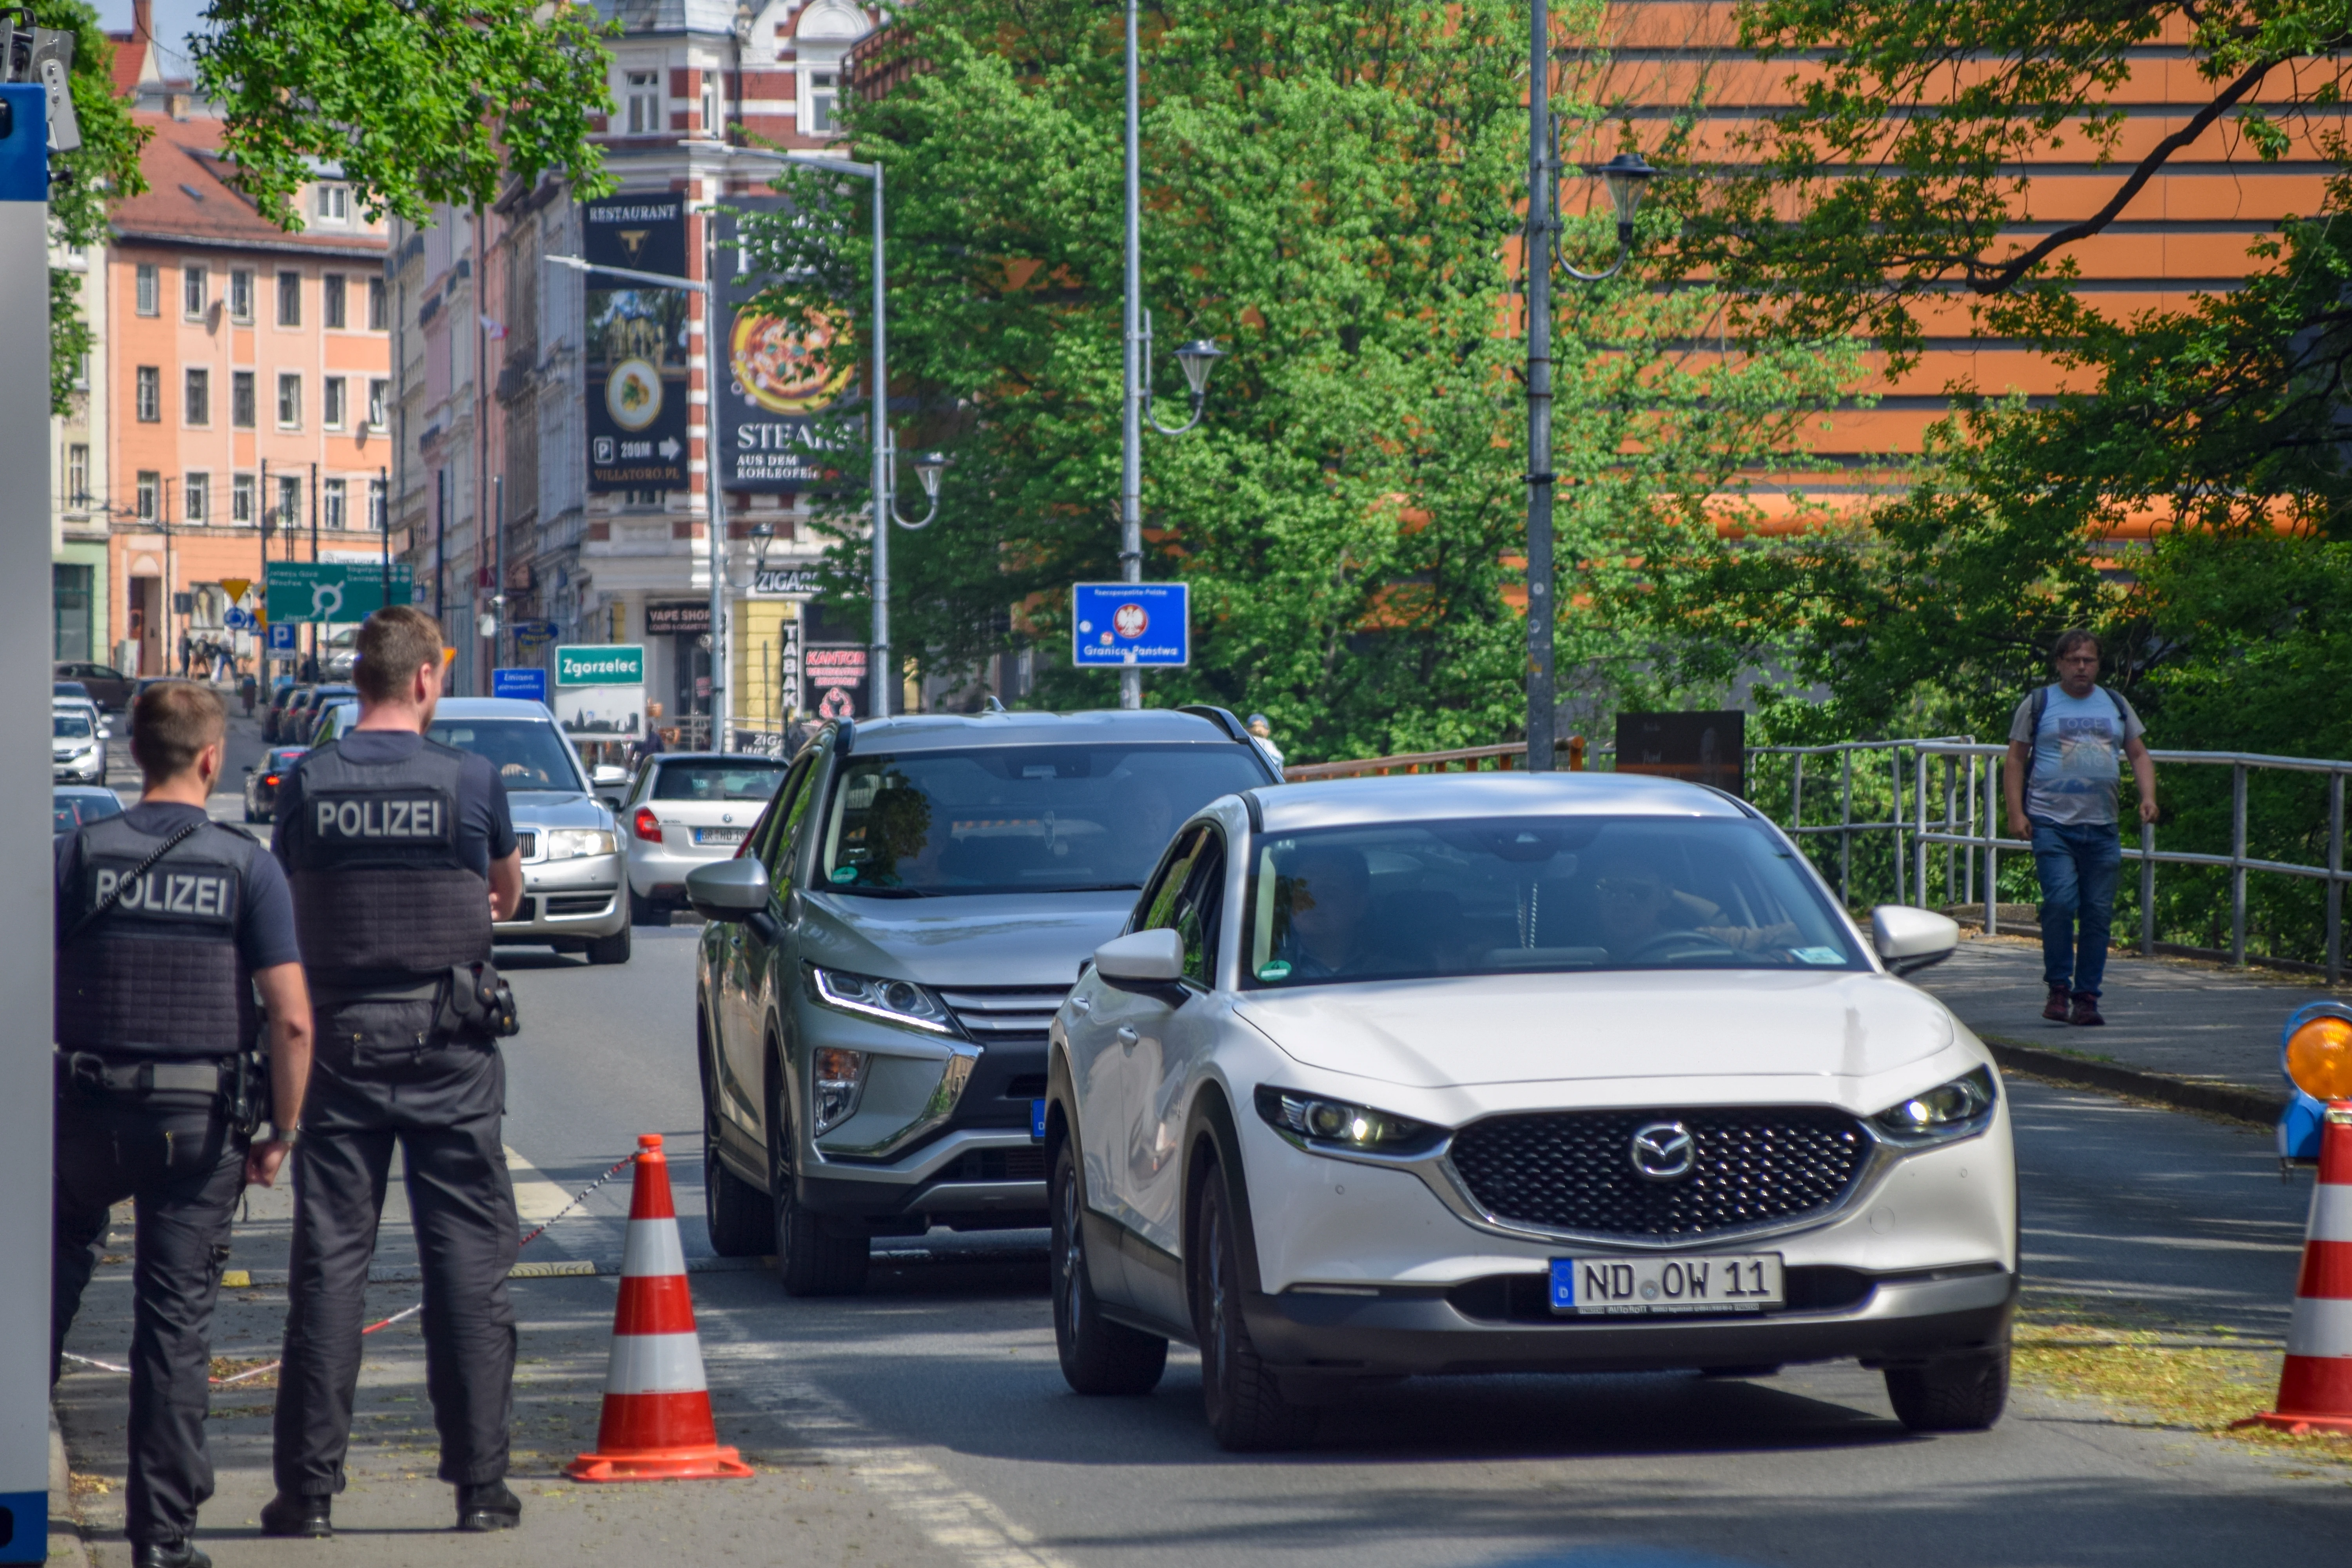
[285,737,493,987]
[57,815,259,1059]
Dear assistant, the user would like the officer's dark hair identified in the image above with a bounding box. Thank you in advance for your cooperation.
[2051,628,2101,662]
[354,605,446,702]
[130,680,225,781]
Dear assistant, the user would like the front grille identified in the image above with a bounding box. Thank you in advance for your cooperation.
[940,1147,1047,1183]
[936,986,1069,1045]
[545,893,613,916]
[1448,1107,1868,1240]
[514,831,538,860]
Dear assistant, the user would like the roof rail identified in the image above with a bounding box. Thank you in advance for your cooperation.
[1176,703,1248,743]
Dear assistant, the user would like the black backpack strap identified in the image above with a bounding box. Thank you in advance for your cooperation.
[2021,684,2051,795]
[60,818,205,949]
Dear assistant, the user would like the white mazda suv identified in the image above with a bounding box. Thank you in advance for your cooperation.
[1044,772,2016,1450]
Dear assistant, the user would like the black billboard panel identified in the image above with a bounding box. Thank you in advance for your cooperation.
[716,198,856,492]
[584,195,691,493]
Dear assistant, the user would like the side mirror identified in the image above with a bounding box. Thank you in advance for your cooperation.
[1872,906,1960,977]
[1093,928,1187,1000]
[686,857,770,922]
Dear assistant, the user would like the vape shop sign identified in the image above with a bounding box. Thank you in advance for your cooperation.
[804,644,869,720]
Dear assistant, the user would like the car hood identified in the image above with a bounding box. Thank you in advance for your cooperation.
[1234,968,1956,1089]
[506,791,611,829]
[795,889,1136,989]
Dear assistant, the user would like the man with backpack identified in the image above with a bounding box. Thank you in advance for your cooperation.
[2004,630,2158,1026]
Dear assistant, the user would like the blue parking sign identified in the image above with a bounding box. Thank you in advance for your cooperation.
[267,621,297,653]
[1072,582,1189,668]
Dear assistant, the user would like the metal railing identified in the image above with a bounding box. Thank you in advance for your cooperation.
[1752,739,2352,985]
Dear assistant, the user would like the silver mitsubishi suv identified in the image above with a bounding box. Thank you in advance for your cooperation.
[686,706,1281,1293]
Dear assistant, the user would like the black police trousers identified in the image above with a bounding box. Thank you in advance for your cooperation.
[272,1000,519,1495]
[53,1093,245,1547]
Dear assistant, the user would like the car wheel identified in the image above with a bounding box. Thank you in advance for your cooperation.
[242,803,256,823]
[585,922,632,965]
[768,1061,867,1296]
[701,1006,772,1258]
[630,887,668,927]
[1192,1162,1315,1451]
[1884,1347,2010,1432]
[1051,1140,1167,1396]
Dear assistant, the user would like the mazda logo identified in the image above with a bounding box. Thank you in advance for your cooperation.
[1630,1121,1697,1181]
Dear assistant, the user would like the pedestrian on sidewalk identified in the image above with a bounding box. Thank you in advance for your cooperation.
[260,606,528,1539]
[2004,629,2158,1027]
[51,681,314,1568]
[239,671,257,717]
[1248,712,1285,771]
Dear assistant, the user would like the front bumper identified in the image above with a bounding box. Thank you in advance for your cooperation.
[53,753,102,782]
[495,849,626,941]
[1247,1265,2017,1382]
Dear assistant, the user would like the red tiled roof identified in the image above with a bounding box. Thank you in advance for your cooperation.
[105,28,144,98]
[110,114,386,255]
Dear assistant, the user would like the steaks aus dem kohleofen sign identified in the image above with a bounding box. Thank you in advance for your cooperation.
[553,644,646,741]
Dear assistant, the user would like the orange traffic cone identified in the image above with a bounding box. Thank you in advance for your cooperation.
[2243,1102,2352,1435]
[567,1135,754,1481]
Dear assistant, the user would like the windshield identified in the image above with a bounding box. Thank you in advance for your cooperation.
[818,744,1267,896]
[53,712,93,739]
[1243,815,1864,985]
[654,760,786,802]
[427,718,586,792]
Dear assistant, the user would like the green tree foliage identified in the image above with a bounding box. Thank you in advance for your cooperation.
[747,0,1854,760]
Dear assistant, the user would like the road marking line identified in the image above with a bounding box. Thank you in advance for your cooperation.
[700,1325,1076,1568]
[506,1144,588,1222]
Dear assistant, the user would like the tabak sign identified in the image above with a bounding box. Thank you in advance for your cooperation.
[804,643,869,720]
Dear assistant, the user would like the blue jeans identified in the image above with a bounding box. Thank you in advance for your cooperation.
[2031,819,2123,998]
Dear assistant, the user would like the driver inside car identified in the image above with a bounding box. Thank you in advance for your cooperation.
[1590,849,1800,959]
[1273,846,1376,979]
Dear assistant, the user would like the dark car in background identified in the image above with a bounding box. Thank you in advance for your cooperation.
[289,684,357,745]
[243,746,307,824]
[56,662,133,712]
[264,681,309,743]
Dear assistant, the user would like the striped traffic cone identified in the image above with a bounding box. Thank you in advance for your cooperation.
[567,1134,754,1481]
[2245,1102,2352,1435]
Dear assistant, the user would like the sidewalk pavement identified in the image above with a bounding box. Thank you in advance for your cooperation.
[1916,932,2329,1121]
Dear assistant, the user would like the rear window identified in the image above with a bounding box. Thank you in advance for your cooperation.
[54,792,120,832]
[653,761,787,802]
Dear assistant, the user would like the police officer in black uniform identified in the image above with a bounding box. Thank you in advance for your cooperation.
[54,681,315,1568]
[261,606,527,1538]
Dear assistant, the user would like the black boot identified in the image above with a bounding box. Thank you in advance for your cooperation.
[132,1541,211,1568]
[456,1480,522,1532]
[258,1492,333,1538]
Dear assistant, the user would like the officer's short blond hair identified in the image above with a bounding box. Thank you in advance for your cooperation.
[354,606,446,702]
[131,680,225,782]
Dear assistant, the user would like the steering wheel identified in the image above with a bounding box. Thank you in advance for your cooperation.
[1623,929,1737,963]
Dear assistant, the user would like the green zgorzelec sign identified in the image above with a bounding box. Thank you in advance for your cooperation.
[555,644,646,687]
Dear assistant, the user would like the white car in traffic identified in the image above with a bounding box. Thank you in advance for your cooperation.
[1044,772,2014,1449]
[620,753,790,923]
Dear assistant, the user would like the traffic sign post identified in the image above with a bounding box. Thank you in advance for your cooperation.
[265,561,416,622]
[1073,582,1190,669]
[554,644,646,744]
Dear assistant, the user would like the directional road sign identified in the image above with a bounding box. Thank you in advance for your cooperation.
[1072,582,1190,668]
[492,667,549,705]
[265,561,416,623]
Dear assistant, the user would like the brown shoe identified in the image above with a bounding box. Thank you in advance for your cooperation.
[2069,993,2105,1027]
[2043,985,2071,1022]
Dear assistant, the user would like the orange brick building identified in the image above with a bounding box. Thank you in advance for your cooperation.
[104,112,392,676]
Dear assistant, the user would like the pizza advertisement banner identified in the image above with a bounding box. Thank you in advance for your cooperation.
[716,198,857,492]
[584,195,692,493]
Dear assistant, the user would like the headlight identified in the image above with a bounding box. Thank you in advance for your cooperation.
[809,966,955,1035]
[811,1045,868,1133]
[1254,1085,1440,1156]
[2287,1014,2352,1102]
[543,828,616,860]
[1871,1065,1999,1143]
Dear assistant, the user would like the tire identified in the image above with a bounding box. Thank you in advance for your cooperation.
[630,888,668,927]
[1051,1140,1167,1395]
[1885,1346,2010,1432]
[701,1006,772,1258]
[768,1060,867,1296]
[585,922,632,965]
[1192,1164,1315,1451]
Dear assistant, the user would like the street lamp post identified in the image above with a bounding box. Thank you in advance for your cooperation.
[1524,0,1655,769]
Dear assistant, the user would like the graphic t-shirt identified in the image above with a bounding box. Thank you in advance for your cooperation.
[2009,685,2147,826]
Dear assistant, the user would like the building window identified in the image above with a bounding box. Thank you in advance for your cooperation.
[808,71,837,134]
[183,264,207,318]
[232,472,254,524]
[276,270,301,327]
[54,564,93,661]
[368,377,388,430]
[67,444,88,506]
[324,273,347,329]
[368,276,388,330]
[316,183,349,222]
[184,367,209,426]
[136,471,158,520]
[185,472,209,523]
[277,372,302,428]
[277,475,303,531]
[229,269,253,322]
[368,476,387,530]
[135,262,158,316]
[135,366,160,422]
[232,370,255,428]
[625,70,661,134]
[323,478,347,530]
[323,376,347,429]
[701,73,719,135]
